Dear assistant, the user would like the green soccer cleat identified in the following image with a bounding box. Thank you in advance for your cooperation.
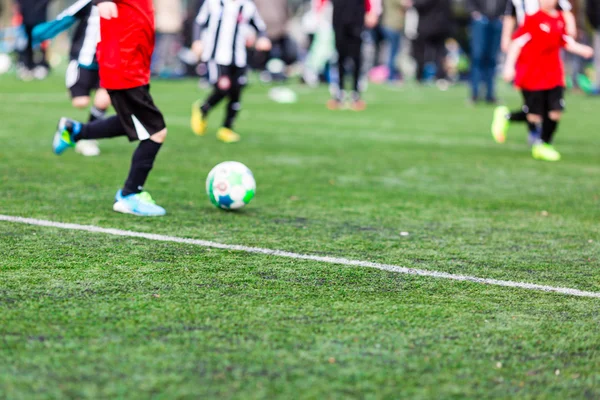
[52,118,81,155]
[491,106,510,144]
[532,143,561,162]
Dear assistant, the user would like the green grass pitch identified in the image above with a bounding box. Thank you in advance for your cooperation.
[1,74,599,399]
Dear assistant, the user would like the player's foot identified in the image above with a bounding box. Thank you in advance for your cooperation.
[532,142,561,162]
[75,140,100,157]
[113,190,166,217]
[32,66,49,80]
[191,100,208,136]
[327,98,342,110]
[350,92,367,111]
[52,118,81,155]
[17,66,33,82]
[217,127,241,143]
[491,105,510,144]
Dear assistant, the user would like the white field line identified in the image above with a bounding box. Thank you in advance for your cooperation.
[1,214,599,299]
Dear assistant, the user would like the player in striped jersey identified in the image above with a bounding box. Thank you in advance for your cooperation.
[491,0,575,145]
[33,0,110,157]
[190,0,271,143]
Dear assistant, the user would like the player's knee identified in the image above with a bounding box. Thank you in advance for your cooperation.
[94,89,111,110]
[72,96,90,109]
[548,111,562,121]
[150,128,167,143]
[526,114,542,124]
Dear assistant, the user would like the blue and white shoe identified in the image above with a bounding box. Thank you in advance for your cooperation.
[113,190,166,217]
[53,117,82,155]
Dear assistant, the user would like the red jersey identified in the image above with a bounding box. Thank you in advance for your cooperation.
[513,10,568,91]
[95,0,155,90]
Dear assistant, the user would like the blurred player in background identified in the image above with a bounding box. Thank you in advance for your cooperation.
[492,0,575,145]
[190,0,271,144]
[503,0,593,161]
[33,0,110,157]
[322,0,381,111]
[52,0,168,217]
[15,0,51,80]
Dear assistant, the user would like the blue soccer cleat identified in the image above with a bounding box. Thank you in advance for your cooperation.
[113,190,166,217]
[53,117,81,155]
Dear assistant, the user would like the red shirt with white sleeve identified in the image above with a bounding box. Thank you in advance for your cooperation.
[513,10,569,91]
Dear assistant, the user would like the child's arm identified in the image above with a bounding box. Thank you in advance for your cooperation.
[563,36,594,59]
[31,1,92,47]
[501,16,516,53]
[249,6,272,52]
[500,0,516,53]
[502,33,529,82]
[191,1,210,57]
[562,10,576,38]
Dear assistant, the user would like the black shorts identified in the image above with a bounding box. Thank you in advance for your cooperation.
[207,62,248,89]
[521,87,565,116]
[66,61,100,98]
[108,85,166,142]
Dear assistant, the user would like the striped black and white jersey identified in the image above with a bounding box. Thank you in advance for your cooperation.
[505,0,572,25]
[56,0,100,68]
[194,0,267,67]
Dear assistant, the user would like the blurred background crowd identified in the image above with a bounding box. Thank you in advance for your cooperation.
[1,0,600,98]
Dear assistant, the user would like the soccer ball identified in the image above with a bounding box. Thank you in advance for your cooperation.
[206,162,256,210]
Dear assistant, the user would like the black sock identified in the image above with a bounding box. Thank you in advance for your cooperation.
[88,106,107,123]
[122,139,163,196]
[509,110,527,122]
[76,116,126,142]
[532,122,542,142]
[542,118,558,144]
[201,88,227,114]
[224,85,242,129]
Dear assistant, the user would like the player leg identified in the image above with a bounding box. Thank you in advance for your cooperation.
[328,23,347,109]
[217,69,245,144]
[349,26,366,111]
[413,37,426,83]
[109,86,168,216]
[65,62,100,157]
[506,104,539,144]
[484,19,502,103]
[18,25,35,81]
[527,89,556,162]
[469,17,485,102]
[492,89,537,144]
[537,87,564,161]
[69,64,108,156]
[74,88,111,157]
[90,88,111,123]
[192,63,227,136]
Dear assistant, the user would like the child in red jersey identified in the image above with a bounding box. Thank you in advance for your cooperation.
[503,0,593,162]
[51,0,168,216]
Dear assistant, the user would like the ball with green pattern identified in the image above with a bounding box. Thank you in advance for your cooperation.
[206,162,256,210]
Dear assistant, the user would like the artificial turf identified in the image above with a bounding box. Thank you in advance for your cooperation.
[0,74,599,399]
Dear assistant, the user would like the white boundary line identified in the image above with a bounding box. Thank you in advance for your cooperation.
[1,214,599,299]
